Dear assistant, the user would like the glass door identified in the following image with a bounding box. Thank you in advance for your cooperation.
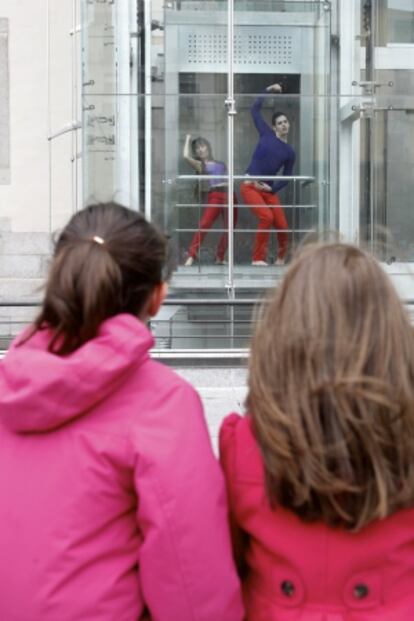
[81,0,333,350]
[160,0,231,288]
[150,0,242,349]
[159,1,332,289]
[359,1,414,265]
[232,0,331,288]
[374,0,414,264]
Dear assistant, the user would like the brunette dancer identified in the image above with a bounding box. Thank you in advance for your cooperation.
[184,134,238,266]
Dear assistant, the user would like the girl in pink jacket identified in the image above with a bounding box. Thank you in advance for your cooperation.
[220,243,414,620]
[0,203,243,621]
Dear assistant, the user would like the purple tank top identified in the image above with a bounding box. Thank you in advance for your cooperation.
[203,161,227,189]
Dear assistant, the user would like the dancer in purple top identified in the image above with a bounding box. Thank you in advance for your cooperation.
[241,83,296,266]
[183,135,238,266]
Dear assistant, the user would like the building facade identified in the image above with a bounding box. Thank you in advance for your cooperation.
[1,0,414,355]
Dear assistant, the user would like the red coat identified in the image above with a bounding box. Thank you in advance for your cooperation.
[220,413,414,621]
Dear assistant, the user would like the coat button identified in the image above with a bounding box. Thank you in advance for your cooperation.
[353,583,369,599]
[280,580,295,597]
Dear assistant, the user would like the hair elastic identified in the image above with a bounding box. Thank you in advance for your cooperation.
[92,235,105,245]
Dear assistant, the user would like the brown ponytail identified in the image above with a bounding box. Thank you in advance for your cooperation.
[28,203,167,355]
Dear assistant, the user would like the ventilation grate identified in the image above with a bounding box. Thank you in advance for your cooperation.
[187,32,293,65]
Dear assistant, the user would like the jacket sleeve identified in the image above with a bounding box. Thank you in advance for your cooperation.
[251,93,271,136]
[219,414,249,578]
[133,381,244,621]
[272,150,296,194]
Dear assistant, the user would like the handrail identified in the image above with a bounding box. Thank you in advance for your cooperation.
[175,227,313,233]
[0,299,259,307]
[177,174,315,181]
[175,203,317,208]
[151,349,249,360]
[161,299,259,305]
[3,299,414,307]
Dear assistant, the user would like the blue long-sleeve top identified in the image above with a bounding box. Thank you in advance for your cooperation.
[245,93,296,194]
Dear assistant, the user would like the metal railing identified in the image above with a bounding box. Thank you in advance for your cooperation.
[0,299,258,360]
[2,297,414,361]
[174,174,318,269]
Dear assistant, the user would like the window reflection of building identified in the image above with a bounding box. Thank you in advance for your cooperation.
[0,18,10,185]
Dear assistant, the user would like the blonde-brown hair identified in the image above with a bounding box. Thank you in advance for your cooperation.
[248,243,414,530]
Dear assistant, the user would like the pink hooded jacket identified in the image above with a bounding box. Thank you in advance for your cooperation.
[220,413,414,621]
[0,314,243,621]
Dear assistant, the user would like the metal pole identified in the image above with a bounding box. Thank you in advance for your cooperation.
[293,178,297,252]
[71,0,78,213]
[226,0,235,295]
[365,0,375,252]
[144,0,152,220]
[46,0,52,233]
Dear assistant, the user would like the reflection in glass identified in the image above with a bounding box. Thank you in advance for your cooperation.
[81,0,332,350]
[386,1,414,44]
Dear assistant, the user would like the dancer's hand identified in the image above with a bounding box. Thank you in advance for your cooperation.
[266,83,282,93]
[183,133,202,172]
[254,181,272,192]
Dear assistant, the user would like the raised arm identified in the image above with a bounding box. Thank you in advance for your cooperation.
[272,150,296,194]
[183,134,202,173]
[251,83,283,135]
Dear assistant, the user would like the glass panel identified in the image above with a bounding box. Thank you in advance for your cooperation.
[362,2,414,262]
[156,0,230,283]
[157,93,230,284]
[80,0,334,351]
[148,0,249,350]
[0,18,10,185]
[233,0,331,274]
[386,0,414,44]
[369,89,414,261]
[81,0,139,207]
[151,301,256,350]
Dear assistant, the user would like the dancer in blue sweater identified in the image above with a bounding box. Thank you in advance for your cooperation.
[241,83,296,266]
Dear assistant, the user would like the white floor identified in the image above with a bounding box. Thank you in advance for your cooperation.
[175,367,247,454]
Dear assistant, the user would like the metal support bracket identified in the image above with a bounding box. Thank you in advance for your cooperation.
[47,121,81,141]
[351,101,374,118]
[224,97,237,116]
[352,80,394,94]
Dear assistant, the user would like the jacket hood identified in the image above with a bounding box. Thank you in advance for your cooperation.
[0,314,154,433]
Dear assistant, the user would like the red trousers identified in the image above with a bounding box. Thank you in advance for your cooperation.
[188,190,238,262]
[240,183,288,262]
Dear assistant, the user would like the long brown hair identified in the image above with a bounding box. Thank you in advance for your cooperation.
[27,203,167,355]
[248,243,414,530]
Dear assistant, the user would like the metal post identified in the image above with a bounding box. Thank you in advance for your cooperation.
[71,0,79,213]
[367,0,375,253]
[226,0,235,295]
[293,178,297,252]
[144,0,152,220]
[46,0,52,233]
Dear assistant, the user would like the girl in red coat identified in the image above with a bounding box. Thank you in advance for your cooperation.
[220,242,414,620]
